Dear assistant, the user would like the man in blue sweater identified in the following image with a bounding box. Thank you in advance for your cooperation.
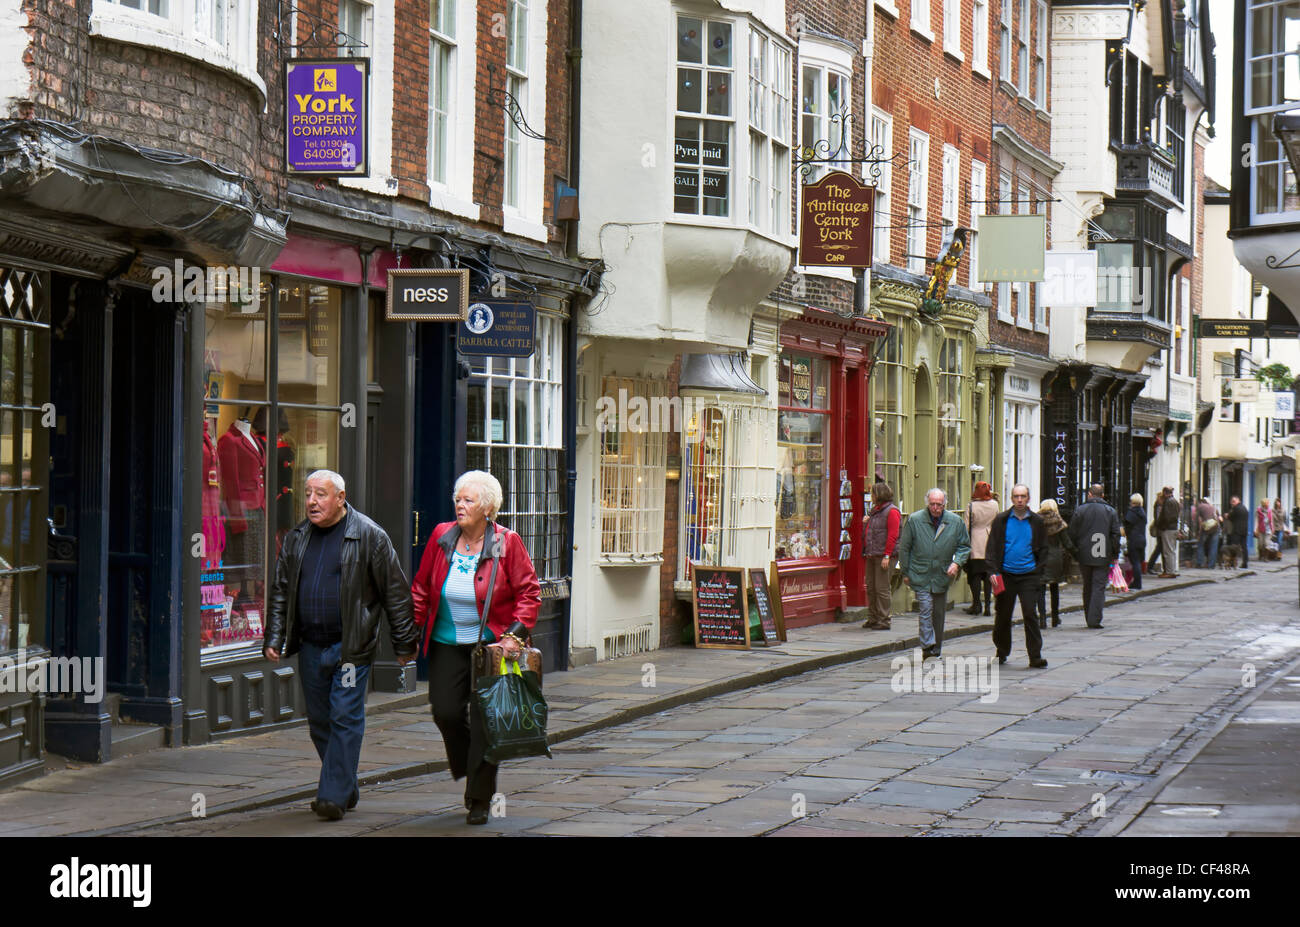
[985,484,1048,668]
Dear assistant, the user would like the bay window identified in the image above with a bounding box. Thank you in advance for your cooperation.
[91,0,259,89]
[675,15,734,216]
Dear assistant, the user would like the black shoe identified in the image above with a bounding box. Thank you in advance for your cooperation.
[965,604,981,615]
[1038,616,1047,629]
[1028,657,1048,669]
[347,790,358,811]
[466,800,490,826]
[983,603,991,617]
[312,799,344,821]
[1051,617,1061,628]
[997,653,1008,665]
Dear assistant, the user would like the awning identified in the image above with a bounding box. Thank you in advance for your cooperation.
[679,353,766,394]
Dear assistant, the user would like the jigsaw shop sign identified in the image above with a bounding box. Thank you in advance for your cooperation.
[285,58,369,176]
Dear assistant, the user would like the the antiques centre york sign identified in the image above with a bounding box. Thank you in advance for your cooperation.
[285,58,369,176]
[798,171,874,268]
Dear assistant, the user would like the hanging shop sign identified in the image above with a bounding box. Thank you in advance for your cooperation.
[1273,391,1295,418]
[1230,378,1261,403]
[385,269,470,321]
[976,215,1046,282]
[1039,250,1097,308]
[798,171,874,268]
[285,58,370,177]
[457,301,536,357]
[1196,319,1269,338]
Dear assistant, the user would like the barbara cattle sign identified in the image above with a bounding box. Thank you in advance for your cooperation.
[798,171,874,268]
[385,269,470,322]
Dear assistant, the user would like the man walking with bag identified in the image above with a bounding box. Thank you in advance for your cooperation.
[895,489,970,659]
[264,470,418,821]
[985,484,1048,668]
[1067,484,1123,629]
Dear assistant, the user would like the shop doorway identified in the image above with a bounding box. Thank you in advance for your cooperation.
[913,365,936,508]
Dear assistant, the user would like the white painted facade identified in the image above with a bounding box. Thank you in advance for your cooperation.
[572,0,793,658]
[0,0,27,115]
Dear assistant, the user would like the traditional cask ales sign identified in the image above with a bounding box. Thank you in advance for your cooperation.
[798,171,874,268]
[285,58,369,177]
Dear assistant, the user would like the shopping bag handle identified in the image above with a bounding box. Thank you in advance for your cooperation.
[498,656,523,677]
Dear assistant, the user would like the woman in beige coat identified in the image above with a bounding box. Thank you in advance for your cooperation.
[964,481,1000,615]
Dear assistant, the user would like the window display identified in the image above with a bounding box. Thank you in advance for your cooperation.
[776,352,830,560]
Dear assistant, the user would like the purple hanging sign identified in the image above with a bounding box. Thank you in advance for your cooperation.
[284,58,369,177]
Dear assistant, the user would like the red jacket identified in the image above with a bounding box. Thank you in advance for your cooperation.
[217,423,265,532]
[411,521,541,655]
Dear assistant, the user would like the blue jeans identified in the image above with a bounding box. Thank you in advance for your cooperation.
[914,587,947,652]
[299,641,371,807]
[1196,531,1220,568]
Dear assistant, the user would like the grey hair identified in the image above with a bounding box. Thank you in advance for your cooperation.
[925,488,947,503]
[1011,483,1031,496]
[453,470,503,519]
[306,469,346,493]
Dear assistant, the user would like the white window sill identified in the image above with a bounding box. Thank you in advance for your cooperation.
[503,212,549,243]
[89,7,266,105]
[997,313,1015,325]
[911,23,936,43]
[598,554,665,567]
[429,186,481,222]
[875,0,901,19]
[972,63,991,80]
[944,45,964,63]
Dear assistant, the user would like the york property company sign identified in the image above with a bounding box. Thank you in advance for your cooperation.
[285,58,369,176]
[386,269,470,322]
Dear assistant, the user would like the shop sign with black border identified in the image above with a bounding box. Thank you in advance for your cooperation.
[457,300,536,357]
[1197,319,1269,338]
[385,269,469,322]
[284,58,370,177]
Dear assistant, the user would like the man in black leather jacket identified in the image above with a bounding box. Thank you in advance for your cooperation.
[264,470,417,820]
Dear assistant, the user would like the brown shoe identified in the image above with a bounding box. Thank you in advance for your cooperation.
[1159,572,1177,579]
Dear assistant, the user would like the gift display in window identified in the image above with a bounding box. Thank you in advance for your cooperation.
[775,409,827,560]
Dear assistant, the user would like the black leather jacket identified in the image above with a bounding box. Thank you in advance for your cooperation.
[263,505,418,665]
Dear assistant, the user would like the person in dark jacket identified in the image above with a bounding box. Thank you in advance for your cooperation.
[1067,484,1123,628]
[1124,494,1147,589]
[985,484,1048,668]
[264,470,418,821]
[1226,495,1250,567]
[411,470,541,825]
[1154,486,1182,577]
[861,482,902,630]
[1036,499,1076,628]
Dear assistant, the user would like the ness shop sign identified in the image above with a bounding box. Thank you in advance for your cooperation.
[285,58,369,176]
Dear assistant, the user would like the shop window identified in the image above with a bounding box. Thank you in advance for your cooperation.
[680,399,776,578]
[776,353,831,559]
[598,375,667,559]
[1003,398,1037,497]
[937,335,970,512]
[199,279,343,655]
[0,270,50,654]
[675,15,734,216]
[466,314,566,580]
[872,326,909,510]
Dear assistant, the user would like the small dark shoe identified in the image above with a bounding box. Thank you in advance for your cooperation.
[965,604,981,615]
[1028,657,1048,669]
[997,653,1008,665]
[1051,617,1061,628]
[1038,616,1047,629]
[347,790,358,811]
[313,799,344,821]
[983,603,991,617]
[466,800,490,826]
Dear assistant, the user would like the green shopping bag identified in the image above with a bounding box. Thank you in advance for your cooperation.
[472,657,553,764]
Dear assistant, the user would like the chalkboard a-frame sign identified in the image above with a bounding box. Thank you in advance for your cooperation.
[748,566,784,644]
[691,565,751,649]
[385,268,470,322]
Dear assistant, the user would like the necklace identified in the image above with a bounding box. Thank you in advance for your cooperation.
[460,532,484,553]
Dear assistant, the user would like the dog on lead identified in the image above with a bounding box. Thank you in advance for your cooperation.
[1218,544,1243,570]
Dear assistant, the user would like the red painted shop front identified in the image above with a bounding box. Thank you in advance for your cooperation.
[775,309,890,627]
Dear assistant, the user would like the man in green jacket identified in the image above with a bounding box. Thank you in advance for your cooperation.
[896,488,971,659]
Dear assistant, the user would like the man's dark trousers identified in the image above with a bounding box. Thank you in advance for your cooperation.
[1231,532,1249,567]
[299,641,371,807]
[1079,564,1109,627]
[993,571,1042,659]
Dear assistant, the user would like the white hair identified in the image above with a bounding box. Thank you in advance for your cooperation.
[453,470,503,519]
[926,488,946,504]
[306,469,346,494]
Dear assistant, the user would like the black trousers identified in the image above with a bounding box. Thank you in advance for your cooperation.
[993,571,1043,660]
[1036,582,1060,623]
[1231,532,1249,566]
[429,642,497,803]
[1079,563,1109,628]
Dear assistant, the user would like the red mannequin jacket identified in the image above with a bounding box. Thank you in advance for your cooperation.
[217,423,265,533]
[411,520,540,656]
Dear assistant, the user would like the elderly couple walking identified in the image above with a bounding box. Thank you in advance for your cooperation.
[880,484,1050,668]
[262,468,540,826]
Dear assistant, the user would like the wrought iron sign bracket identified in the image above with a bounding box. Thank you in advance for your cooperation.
[276,0,369,56]
[791,112,902,182]
[1265,245,1300,270]
[486,65,552,142]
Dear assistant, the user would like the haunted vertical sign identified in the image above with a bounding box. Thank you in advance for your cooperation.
[1052,430,1070,508]
[285,58,369,176]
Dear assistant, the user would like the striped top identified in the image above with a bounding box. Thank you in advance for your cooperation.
[432,550,489,645]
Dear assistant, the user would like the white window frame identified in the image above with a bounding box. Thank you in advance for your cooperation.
[746,28,793,237]
[999,0,1012,84]
[598,375,668,561]
[907,128,930,275]
[1017,0,1030,96]
[1033,0,1047,107]
[501,0,548,240]
[943,0,962,58]
[972,0,990,76]
[338,0,373,57]
[428,1,456,190]
[427,0,478,220]
[799,52,852,183]
[871,107,893,264]
[1246,0,1300,223]
[90,0,262,98]
[1016,182,1032,328]
[941,144,960,228]
[969,159,986,289]
[674,14,738,221]
[912,0,934,41]
[1002,398,1038,495]
[997,169,1013,321]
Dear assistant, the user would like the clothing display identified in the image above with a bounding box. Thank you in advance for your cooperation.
[217,419,266,534]
[201,420,226,570]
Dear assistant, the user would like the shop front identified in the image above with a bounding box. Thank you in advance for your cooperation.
[774,309,889,627]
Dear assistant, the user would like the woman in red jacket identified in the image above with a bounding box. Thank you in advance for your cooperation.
[411,470,540,825]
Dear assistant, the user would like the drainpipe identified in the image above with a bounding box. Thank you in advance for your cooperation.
[563,0,582,661]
